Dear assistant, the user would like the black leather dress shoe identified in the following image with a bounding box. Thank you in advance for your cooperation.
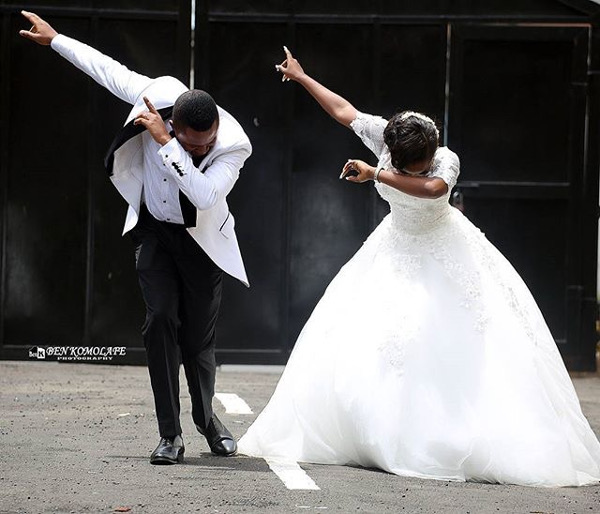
[150,435,185,465]
[197,415,237,456]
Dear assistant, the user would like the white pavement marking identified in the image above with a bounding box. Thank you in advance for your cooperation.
[265,458,320,490]
[220,364,285,374]
[215,393,253,414]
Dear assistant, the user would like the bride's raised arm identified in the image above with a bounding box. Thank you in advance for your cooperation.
[276,46,357,128]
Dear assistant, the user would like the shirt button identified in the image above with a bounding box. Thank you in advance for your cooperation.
[163,178,167,182]
[163,200,166,203]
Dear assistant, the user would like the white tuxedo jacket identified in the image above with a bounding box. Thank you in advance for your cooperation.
[51,35,252,286]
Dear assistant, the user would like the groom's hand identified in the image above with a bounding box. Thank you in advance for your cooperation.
[134,97,173,147]
[19,11,58,45]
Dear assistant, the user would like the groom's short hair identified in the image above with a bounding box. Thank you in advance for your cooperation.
[173,89,219,132]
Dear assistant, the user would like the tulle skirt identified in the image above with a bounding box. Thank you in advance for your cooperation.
[239,208,600,487]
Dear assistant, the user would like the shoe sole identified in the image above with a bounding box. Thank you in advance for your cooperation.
[150,451,184,465]
[210,449,237,457]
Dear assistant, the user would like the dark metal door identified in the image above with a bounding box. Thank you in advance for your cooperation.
[199,9,451,364]
[0,1,190,362]
[2,1,599,371]
[448,24,596,370]
[202,9,598,370]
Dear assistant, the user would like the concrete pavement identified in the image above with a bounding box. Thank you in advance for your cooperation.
[1,361,600,514]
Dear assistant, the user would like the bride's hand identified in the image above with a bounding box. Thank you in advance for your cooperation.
[275,46,305,83]
[341,159,376,183]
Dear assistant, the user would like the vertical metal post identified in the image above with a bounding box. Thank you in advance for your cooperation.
[83,15,100,347]
[0,12,10,355]
[195,0,210,91]
[177,0,192,86]
[282,13,296,354]
[443,23,452,147]
[581,23,600,371]
[369,17,382,232]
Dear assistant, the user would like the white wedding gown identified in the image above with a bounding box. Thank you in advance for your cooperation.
[238,112,600,487]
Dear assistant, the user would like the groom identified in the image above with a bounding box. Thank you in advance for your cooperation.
[19,11,252,464]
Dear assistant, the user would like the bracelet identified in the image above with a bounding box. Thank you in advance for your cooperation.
[374,166,383,182]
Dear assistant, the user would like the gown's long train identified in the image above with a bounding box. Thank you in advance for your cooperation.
[238,114,600,487]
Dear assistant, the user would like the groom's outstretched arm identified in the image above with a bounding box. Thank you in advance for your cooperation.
[19,10,152,105]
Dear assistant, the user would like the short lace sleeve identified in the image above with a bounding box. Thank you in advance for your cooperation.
[429,147,460,190]
[350,111,388,159]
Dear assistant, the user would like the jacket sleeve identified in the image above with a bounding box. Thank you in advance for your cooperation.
[50,34,152,105]
[158,138,252,211]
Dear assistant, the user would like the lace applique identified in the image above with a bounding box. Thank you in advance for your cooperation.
[427,219,491,332]
[484,249,541,347]
[372,278,418,376]
[351,112,539,368]
[349,110,460,191]
[349,111,388,159]
[376,320,417,376]
[429,147,460,190]
[370,200,542,374]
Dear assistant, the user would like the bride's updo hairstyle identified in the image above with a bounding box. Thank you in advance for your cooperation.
[383,111,439,171]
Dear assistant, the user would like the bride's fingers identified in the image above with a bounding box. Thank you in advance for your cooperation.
[340,161,354,179]
[275,62,291,82]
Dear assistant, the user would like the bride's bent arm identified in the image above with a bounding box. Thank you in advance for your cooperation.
[342,160,448,199]
[378,170,448,199]
[276,47,357,128]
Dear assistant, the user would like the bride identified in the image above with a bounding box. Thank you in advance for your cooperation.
[238,47,600,487]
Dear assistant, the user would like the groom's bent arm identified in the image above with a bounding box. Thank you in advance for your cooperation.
[51,34,153,105]
[159,138,252,211]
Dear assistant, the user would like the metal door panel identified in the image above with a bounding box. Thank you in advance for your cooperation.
[374,23,448,223]
[3,16,93,348]
[449,24,591,368]
[90,17,184,352]
[205,22,289,362]
[288,23,373,343]
[0,3,190,362]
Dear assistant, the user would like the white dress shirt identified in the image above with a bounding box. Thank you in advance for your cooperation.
[141,125,185,224]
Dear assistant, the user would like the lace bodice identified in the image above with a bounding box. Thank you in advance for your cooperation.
[350,111,460,232]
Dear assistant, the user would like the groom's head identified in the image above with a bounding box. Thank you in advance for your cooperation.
[171,89,219,158]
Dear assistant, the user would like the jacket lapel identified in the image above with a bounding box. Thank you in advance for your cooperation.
[104,106,173,176]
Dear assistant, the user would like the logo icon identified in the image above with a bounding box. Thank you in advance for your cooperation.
[28,346,46,360]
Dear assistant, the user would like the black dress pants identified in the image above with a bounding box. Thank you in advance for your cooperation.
[130,205,223,438]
